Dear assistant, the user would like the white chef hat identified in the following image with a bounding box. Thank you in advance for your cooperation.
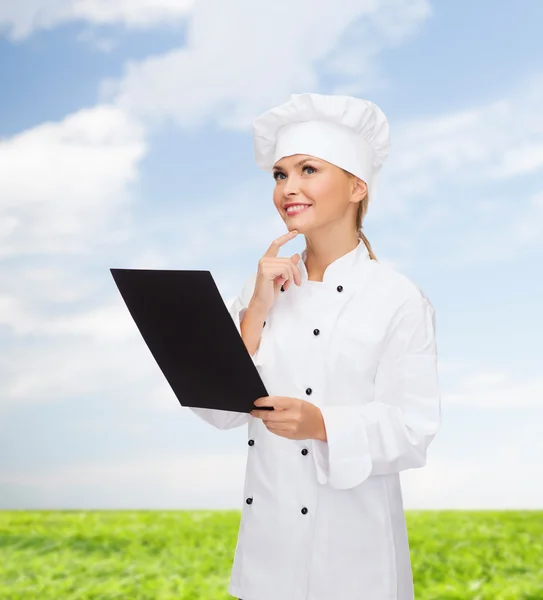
[253,92,391,203]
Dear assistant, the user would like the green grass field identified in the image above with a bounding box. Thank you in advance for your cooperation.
[1,510,541,599]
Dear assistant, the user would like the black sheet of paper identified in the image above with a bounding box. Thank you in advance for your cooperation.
[110,268,272,413]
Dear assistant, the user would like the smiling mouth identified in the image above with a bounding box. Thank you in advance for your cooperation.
[285,205,312,216]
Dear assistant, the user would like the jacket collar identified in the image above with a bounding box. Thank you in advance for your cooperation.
[298,236,370,285]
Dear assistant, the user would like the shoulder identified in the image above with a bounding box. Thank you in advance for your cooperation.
[365,258,435,312]
[364,261,438,344]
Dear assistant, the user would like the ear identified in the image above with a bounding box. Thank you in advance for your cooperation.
[351,177,367,201]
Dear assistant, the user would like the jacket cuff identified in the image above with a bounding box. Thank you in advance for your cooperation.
[311,405,372,489]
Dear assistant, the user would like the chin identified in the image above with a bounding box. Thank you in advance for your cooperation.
[285,215,313,229]
[287,223,307,233]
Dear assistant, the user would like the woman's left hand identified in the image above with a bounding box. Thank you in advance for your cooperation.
[250,396,327,441]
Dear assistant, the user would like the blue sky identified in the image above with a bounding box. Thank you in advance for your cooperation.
[1,0,542,510]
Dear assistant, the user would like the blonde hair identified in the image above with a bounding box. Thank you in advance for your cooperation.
[348,171,378,261]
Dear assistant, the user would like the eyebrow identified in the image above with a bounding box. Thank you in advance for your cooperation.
[273,158,317,172]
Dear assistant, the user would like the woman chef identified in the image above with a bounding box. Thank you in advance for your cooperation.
[190,93,441,600]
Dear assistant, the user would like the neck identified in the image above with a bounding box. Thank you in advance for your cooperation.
[304,229,360,281]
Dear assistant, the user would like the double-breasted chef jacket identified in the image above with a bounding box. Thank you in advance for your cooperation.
[190,236,441,600]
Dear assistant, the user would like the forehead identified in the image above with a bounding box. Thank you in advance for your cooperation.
[273,154,325,169]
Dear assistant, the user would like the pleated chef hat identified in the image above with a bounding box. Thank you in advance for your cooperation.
[253,92,391,204]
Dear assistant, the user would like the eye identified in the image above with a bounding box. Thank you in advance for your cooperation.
[273,165,317,180]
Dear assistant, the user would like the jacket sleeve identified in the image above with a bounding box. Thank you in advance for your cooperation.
[188,272,262,430]
[311,292,441,489]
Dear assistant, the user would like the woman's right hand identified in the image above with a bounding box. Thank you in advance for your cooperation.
[250,230,302,314]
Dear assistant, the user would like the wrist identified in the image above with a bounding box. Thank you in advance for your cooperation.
[247,297,268,318]
[315,409,327,442]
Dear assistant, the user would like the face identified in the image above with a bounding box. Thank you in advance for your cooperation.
[272,154,367,234]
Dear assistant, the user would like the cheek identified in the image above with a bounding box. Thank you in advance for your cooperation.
[272,188,282,209]
[305,178,338,208]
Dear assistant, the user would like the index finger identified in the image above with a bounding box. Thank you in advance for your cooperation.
[250,408,284,420]
[263,229,299,258]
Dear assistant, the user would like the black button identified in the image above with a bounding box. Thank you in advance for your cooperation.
[263,321,266,327]
[246,497,253,504]
[301,507,308,514]
[281,285,285,292]
[305,388,312,395]
[337,285,343,292]
[313,328,320,336]
[301,448,308,455]
[248,439,254,446]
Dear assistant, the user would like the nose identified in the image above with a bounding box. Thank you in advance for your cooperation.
[283,174,300,197]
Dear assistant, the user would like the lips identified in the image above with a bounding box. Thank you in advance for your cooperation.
[285,204,312,216]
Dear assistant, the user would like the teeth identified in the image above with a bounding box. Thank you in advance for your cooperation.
[286,205,311,214]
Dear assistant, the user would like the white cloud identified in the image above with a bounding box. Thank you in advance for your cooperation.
[1,334,150,403]
[76,27,118,53]
[0,168,275,339]
[489,141,543,179]
[0,135,280,412]
[104,0,431,129]
[443,371,543,409]
[377,74,543,215]
[0,104,146,258]
[402,415,543,509]
[511,190,543,245]
[316,0,431,96]
[427,186,543,267]
[0,452,249,509]
[0,285,238,408]
[0,104,152,407]
[0,294,215,406]
[0,0,194,40]
[366,74,543,270]
[2,433,542,508]
[401,451,543,509]
[0,452,246,493]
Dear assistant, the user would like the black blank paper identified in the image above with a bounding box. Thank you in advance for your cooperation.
[110,268,270,414]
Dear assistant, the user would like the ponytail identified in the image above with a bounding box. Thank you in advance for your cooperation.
[358,227,377,261]
[355,188,378,261]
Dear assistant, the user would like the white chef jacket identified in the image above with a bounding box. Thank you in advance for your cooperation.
[190,237,441,600]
